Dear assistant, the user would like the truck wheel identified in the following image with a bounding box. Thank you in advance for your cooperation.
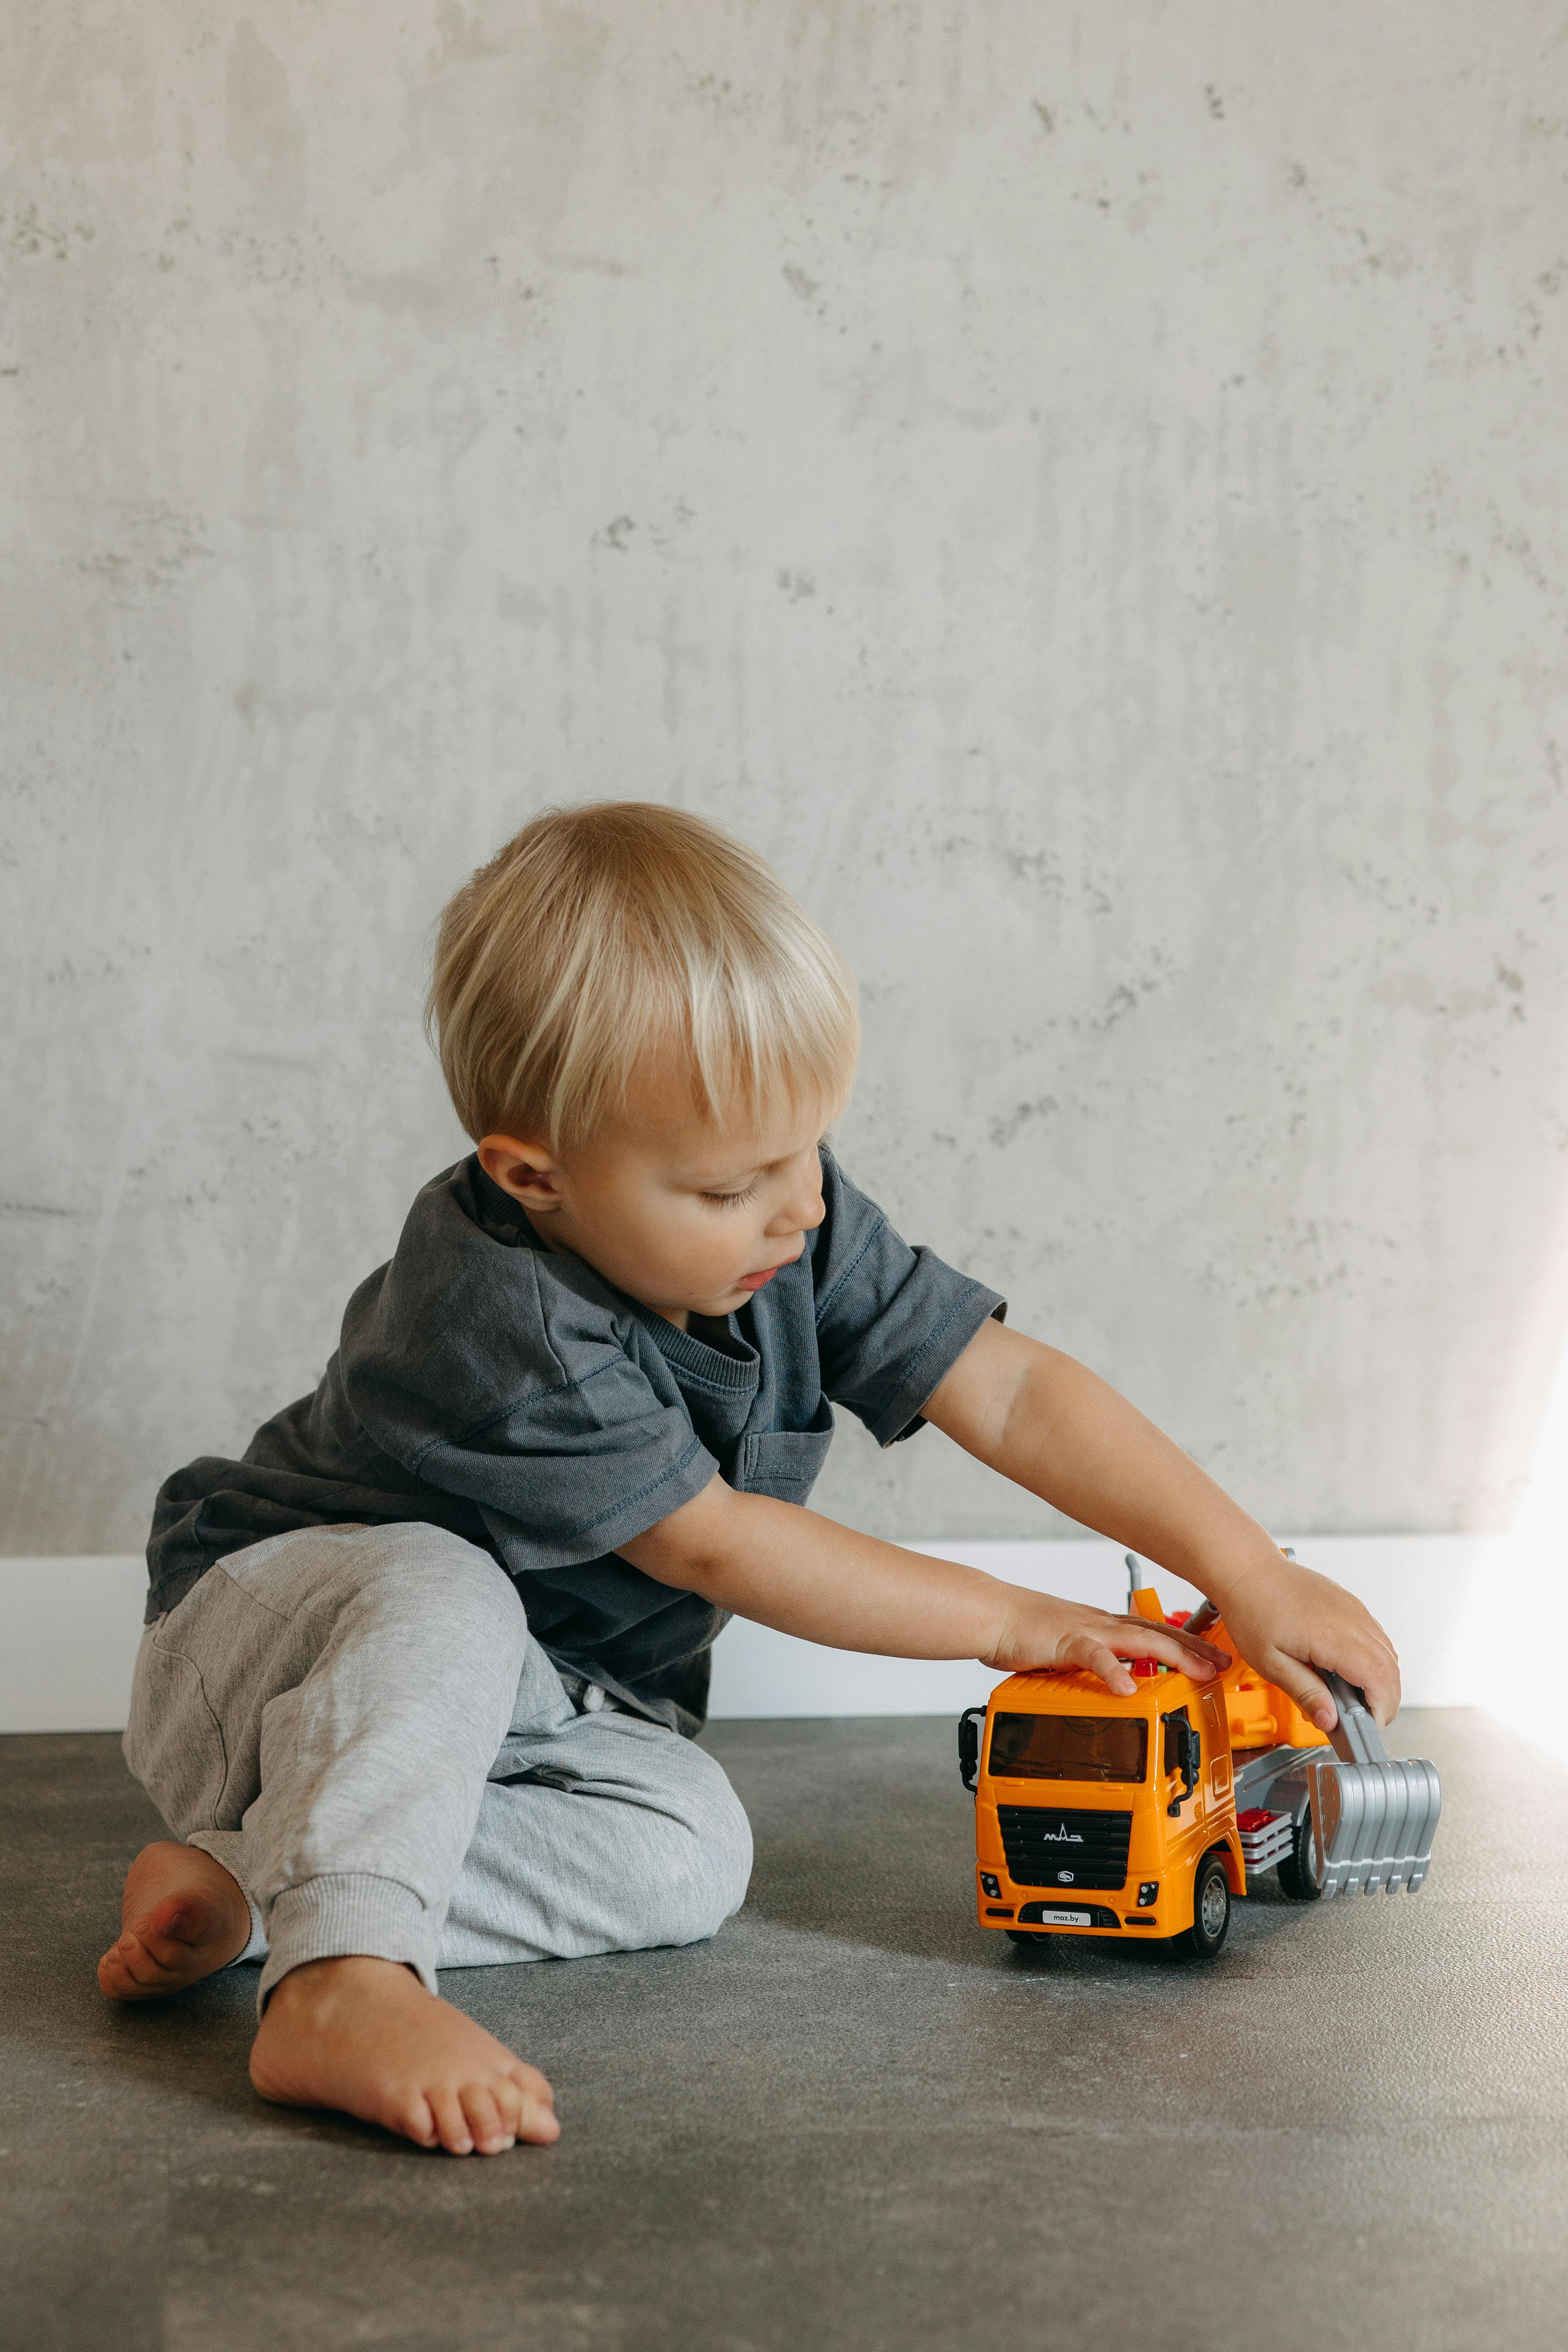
[1275,1810,1322,1903]
[1169,1851,1231,1961]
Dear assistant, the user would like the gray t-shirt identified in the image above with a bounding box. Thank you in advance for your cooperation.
[146,1148,1005,1734]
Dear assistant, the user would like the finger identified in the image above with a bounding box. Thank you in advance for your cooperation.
[1300,1631,1402,1729]
[1263,1653,1337,1734]
[1170,1633,1233,1669]
[1112,1616,1232,1669]
[1348,1649,1402,1728]
[1104,1624,1222,1680]
[1063,1637,1137,1696]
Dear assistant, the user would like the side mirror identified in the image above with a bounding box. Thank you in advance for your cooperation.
[958,1706,986,1791]
[1161,1708,1200,1816]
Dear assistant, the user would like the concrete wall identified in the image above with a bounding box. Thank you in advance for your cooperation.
[4,1,1567,1561]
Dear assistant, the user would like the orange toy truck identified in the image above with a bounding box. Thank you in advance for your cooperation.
[959,1559,1441,1960]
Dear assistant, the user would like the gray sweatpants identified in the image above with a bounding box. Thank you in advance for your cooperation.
[122,1522,753,2010]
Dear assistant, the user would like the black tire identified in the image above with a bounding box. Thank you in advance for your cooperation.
[1005,1928,1048,1948]
[1275,1809,1323,1902]
[1168,1850,1232,1961]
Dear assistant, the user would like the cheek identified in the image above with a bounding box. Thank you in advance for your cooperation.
[664,1203,753,1278]
[641,1197,721,1263]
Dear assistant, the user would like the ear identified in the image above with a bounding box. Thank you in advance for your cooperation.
[477,1133,565,1213]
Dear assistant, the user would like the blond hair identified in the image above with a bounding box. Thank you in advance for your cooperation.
[428,802,860,1148]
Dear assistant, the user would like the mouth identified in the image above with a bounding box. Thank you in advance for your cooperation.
[733,1250,801,1294]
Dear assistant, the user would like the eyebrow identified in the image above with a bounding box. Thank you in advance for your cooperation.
[687,1162,765,1187]
[685,1137,824,1187]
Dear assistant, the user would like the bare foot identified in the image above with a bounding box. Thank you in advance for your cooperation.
[98,1841,253,2000]
[249,1955,560,2156]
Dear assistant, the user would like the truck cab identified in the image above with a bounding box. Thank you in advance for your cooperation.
[960,1587,1333,1958]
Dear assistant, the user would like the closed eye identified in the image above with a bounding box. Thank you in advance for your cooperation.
[700,1182,759,1209]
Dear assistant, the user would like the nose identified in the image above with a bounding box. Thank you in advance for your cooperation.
[768,1149,825,1240]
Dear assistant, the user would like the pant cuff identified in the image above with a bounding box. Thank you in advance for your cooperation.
[236,1889,268,1965]
[257,1872,440,2012]
[183,1830,268,1965]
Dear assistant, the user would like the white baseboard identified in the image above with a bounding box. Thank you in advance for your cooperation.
[0,1534,1508,1734]
[1,1556,154,1733]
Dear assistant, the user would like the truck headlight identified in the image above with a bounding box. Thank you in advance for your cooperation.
[1137,1881,1159,1907]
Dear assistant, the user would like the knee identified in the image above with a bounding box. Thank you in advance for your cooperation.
[331,1527,527,1663]
[682,1770,754,1938]
[633,1759,753,1948]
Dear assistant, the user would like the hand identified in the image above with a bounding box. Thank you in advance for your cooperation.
[983,1592,1232,1694]
[1210,1553,1400,1730]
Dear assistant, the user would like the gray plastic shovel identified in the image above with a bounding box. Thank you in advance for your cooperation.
[1304,1673,1442,1897]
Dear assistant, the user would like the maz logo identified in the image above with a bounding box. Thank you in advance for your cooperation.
[1038,1827,1085,1842]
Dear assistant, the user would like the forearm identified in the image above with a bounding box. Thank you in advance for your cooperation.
[619,1480,1014,1658]
[924,1319,1401,1723]
[620,1470,1230,1689]
[926,1321,1279,1606]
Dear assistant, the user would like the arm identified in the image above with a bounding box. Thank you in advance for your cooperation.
[922,1317,1401,1728]
[618,1476,1232,1692]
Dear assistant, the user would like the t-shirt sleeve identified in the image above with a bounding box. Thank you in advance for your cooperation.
[811,1151,1006,1446]
[411,1348,718,1571]
[342,1243,719,1573]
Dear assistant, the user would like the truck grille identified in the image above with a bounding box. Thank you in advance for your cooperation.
[998,1805,1133,1891]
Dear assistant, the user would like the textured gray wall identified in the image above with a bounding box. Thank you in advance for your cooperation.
[4,2,1567,1557]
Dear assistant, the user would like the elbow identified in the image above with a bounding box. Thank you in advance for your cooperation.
[619,1476,745,1599]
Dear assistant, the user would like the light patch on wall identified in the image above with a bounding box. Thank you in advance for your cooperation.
[1459,1269,1568,1770]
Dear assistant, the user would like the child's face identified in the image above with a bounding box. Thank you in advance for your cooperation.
[477,1058,838,1329]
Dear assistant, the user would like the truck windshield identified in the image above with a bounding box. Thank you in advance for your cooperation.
[988,1712,1149,1784]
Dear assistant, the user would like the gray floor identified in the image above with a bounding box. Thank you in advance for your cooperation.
[2,1710,1565,2352]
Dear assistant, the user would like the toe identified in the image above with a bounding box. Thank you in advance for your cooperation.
[127,1894,208,1965]
[518,2088,561,2145]
[510,2058,555,2110]
[99,1932,169,1999]
[512,2051,562,2145]
[426,2087,474,2156]
[460,2084,512,2154]
[505,2058,558,2143]
[493,2077,526,2143]
[392,2093,440,2150]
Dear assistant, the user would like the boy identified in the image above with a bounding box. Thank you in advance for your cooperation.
[100,802,1399,2157]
